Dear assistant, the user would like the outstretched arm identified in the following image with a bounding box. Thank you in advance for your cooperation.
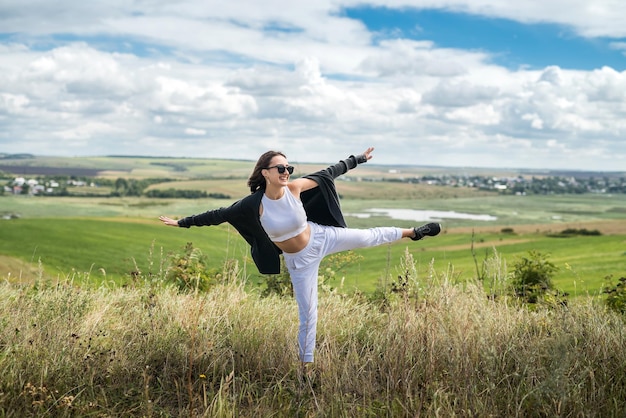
[324,146,374,178]
[290,147,374,196]
[159,205,229,228]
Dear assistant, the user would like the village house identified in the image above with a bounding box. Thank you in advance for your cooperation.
[8,177,60,195]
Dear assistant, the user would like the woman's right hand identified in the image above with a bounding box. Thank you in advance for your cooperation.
[159,215,179,227]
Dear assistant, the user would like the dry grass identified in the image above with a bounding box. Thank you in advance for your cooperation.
[1,256,626,417]
[0,255,42,283]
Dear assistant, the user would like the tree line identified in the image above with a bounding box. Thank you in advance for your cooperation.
[1,175,231,199]
[383,173,626,195]
[4,171,626,198]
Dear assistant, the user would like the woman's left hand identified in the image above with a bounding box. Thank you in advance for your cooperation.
[362,147,375,161]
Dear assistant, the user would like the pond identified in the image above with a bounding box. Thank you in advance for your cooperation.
[345,208,497,222]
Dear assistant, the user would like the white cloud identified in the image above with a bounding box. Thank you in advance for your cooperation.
[359,39,476,78]
[0,1,625,170]
[185,128,206,136]
[422,80,500,107]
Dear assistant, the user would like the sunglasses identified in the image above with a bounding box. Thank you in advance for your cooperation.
[265,164,294,175]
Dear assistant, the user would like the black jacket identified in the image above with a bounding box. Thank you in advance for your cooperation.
[178,154,367,274]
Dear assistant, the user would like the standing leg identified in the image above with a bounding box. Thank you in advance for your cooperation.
[282,223,326,363]
[288,259,320,363]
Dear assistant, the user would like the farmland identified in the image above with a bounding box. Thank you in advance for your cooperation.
[1,155,625,295]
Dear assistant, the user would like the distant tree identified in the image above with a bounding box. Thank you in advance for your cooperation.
[114,178,128,195]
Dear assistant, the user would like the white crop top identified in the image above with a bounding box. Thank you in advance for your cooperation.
[260,188,308,242]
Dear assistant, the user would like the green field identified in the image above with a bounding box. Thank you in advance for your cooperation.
[2,155,625,294]
[2,191,625,296]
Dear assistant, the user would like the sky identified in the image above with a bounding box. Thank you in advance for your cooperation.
[1,0,625,171]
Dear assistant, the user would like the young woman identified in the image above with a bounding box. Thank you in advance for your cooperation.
[159,147,440,363]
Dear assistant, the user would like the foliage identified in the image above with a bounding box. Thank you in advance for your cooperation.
[260,251,364,297]
[560,228,602,236]
[390,247,418,296]
[260,257,293,298]
[510,250,561,304]
[370,247,434,309]
[145,188,208,199]
[318,251,363,292]
[165,242,212,292]
[113,177,139,196]
[547,228,603,238]
[144,188,231,199]
[603,275,626,315]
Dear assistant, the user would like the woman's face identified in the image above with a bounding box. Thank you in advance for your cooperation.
[264,155,292,187]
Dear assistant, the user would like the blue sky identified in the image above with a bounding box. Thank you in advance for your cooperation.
[345,7,625,71]
[1,1,625,171]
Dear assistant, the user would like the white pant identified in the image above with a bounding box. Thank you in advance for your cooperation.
[282,222,403,362]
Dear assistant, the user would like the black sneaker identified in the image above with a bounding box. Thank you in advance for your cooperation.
[411,222,441,241]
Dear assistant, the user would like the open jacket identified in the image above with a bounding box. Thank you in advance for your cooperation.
[177,153,368,274]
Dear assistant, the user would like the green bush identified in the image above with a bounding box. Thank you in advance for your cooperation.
[603,275,626,314]
[165,242,213,292]
[560,228,602,236]
[510,250,560,304]
[260,258,293,298]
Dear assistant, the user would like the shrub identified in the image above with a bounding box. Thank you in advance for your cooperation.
[603,275,626,314]
[510,250,559,304]
[260,251,364,298]
[548,228,603,238]
[560,228,602,236]
[165,242,212,292]
[261,258,293,297]
[319,251,363,293]
[390,247,418,296]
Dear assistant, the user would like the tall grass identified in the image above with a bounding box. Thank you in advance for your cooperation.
[1,255,625,417]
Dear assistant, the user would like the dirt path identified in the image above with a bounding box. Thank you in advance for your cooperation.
[446,219,626,236]
[435,239,532,252]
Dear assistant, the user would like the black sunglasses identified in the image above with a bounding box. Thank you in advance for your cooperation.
[266,164,294,175]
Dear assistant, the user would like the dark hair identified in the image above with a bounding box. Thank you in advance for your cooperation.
[247,150,286,193]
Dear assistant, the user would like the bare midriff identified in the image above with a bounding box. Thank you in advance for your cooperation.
[273,224,311,254]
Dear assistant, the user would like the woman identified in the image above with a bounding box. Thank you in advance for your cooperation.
[159,147,440,363]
